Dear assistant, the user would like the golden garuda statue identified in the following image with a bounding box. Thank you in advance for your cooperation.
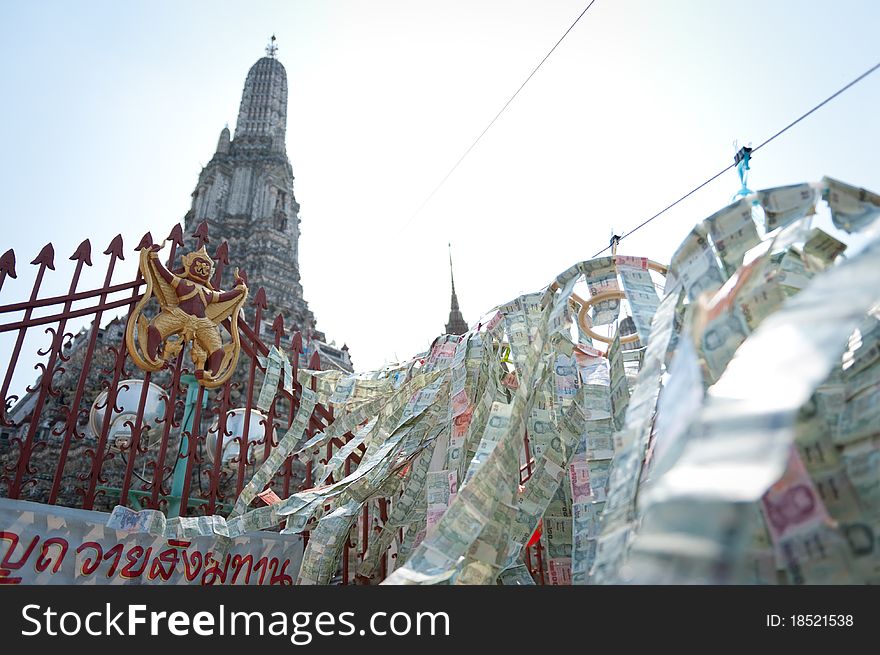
[125,245,249,388]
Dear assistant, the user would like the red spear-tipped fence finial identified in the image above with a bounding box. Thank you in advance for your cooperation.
[0,249,18,279]
[211,241,230,289]
[135,232,154,251]
[214,240,229,265]
[0,249,17,291]
[194,221,210,249]
[271,314,285,344]
[31,243,56,270]
[166,223,185,247]
[103,235,125,259]
[70,239,93,267]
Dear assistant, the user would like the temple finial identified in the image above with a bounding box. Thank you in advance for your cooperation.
[266,34,278,58]
[448,242,456,292]
[445,243,467,335]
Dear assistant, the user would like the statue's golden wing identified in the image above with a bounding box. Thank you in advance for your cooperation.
[143,254,178,308]
[127,248,174,372]
[205,286,248,325]
[200,285,249,388]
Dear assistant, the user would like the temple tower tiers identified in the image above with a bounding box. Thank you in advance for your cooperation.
[445,245,468,336]
[184,42,322,340]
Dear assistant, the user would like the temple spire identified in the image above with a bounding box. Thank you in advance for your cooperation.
[185,47,318,343]
[233,40,288,152]
[445,243,468,335]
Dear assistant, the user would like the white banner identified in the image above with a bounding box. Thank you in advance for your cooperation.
[0,498,302,585]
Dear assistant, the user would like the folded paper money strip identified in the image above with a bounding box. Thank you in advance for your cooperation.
[3,176,880,584]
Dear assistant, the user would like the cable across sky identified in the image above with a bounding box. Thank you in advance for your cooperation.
[591,59,880,257]
[403,0,599,230]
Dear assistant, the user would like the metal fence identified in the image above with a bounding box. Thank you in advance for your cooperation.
[0,221,549,584]
[0,222,338,513]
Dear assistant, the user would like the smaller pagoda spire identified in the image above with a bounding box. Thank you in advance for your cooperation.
[216,124,230,154]
[445,243,468,335]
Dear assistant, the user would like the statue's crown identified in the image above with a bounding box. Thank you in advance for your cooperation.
[181,246,213,270]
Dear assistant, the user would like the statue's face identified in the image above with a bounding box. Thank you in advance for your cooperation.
[189,258,212,281]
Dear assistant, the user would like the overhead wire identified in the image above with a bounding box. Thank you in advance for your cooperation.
[591,59,880,257]
[402,0,599,231]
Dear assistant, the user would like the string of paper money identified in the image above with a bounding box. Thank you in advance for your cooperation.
[108,176,880,584]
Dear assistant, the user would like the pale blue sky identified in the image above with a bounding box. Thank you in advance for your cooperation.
[1,0,879,382]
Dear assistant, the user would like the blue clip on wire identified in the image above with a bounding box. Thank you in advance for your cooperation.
[732,145,753,201]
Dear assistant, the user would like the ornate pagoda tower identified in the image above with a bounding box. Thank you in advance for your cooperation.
[183,37,322,340]
[445,245,468,335]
